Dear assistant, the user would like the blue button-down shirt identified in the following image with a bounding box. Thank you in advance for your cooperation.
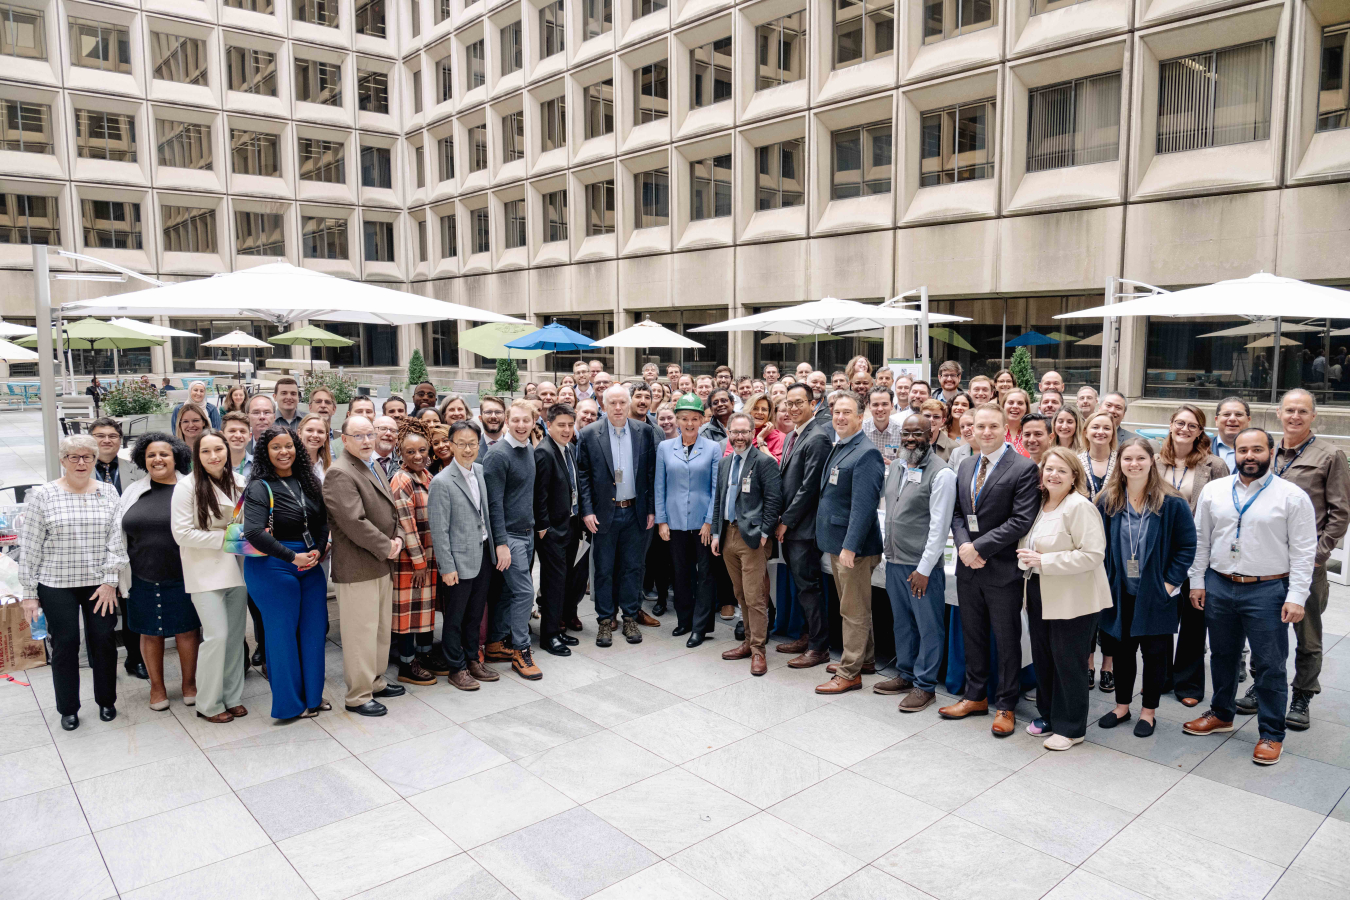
[1212,432,1237,471]
[655,436,718,530]
[608,419,636,501]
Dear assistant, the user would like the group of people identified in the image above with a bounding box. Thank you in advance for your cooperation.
[17,358,1343,766]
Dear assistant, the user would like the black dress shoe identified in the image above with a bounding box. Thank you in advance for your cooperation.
[60,714,79,731]
[734,620,745,642]
[686,633,705,648]
[1133,717,1155,738]
[250,647,264,667]
[125,662,149,680]
[542,636,572,657]
[373,683,405,698]
[345,700,387,716]
[558,633,579,646]
[1099,671,1115,693]
[672,625,692,637]
[99,705,116,722]
[653,601,667,617]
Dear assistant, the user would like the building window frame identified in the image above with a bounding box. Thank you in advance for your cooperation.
[690,154,731,220]
[355,0,385,37]
[0,4,45,59]
[295,0,340,28]
[440,212,457,257]
[230,129,280,177]
[634,166,669,228]
[235,210,285,256]
[80,198,141,250]
[756,11,805,91]
[1156,39,1274,154]
[586,180,614,235]
[226,46,277,96]
[635,61,669,125]
[363,218,395,262]
[541,96,566,152]
[832,118,892,198]
[500,20,523,76]
[756,139,804,210]
[503,111,525,162]
[540,0,564,58]
[544,189,567,242]
[918,100,993,187]
[150,32,207,86]
[68,17,132,74]
[1319,23,1350,132]
[298,137,345,183]
[360,145,393,188]
[468,123,488,172]
[302,216,347,258]
[585,79,614,138]
[833,0,893,69]
[357,70,389,113]
[504,198,526,248]
[0,99,53,154]
[161,204,217,253]
[74,109,136,162]
[1026,72,1121,173]
[921,0,996,46]
[691,37,732,109]
[156,120,213,171]
[472,207,490,253]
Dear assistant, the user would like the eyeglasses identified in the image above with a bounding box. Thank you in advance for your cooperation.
[1173,421,1201,432]
[728,429,753,437]
[344,433,376,442]
[784,399,808,409]
[452,440,479,450]
[900,430,927,437]
[63,454,95,463]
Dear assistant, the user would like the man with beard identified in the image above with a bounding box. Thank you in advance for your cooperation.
[629,381,658,429]
[476,396,507,456]
[937,361,963,404]
[573,361,595,402]
[830,370,849,391]
[412,381,439,412]
[371,416,400,479]
[906,380,931,414]
[1183,428,1316,766]
[700,389,734,446]
[879,413,956,712]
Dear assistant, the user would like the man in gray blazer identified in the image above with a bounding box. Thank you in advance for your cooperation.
[429,421,502,690]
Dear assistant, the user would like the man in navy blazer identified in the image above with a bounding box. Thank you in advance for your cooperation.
[814,393,885,695]
[576,384,660,647]
[940,402,1041,737]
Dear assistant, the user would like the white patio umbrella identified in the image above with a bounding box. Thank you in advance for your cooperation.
[108,318,201,339]
[1056,273,1350,321]
[591,318,705,349]
[1246,335,1305,348]
[203,330,272,381]
[0,320,37,338]
[1196,321,1323,339]
[0,338,39,361]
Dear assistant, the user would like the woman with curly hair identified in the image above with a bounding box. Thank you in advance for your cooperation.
[427,423,454,474]
[113,433,200,711]
[241,426,330,719]
[389,418,442,685]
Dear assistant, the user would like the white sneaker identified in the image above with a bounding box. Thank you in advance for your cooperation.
[1043,734,1084,751]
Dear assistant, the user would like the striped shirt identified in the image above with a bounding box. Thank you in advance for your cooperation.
[17,481,126,600]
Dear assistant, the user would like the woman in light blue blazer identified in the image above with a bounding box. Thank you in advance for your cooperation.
[655,396,721,647]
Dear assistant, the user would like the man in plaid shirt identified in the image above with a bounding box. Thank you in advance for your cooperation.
[862,387,903,464]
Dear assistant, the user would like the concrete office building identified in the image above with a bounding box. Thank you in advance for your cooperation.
[1,0,1350,419]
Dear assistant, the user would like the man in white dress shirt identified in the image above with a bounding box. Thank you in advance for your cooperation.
[1183,427,1316,766]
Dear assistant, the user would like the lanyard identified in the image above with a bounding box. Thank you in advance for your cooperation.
[1231,474,1273,545]
[1125,502,1148,560]
[276,477,313,548]
[1168,464,1187,491]
[1275,436,1314,478]
[970,446,1003,507]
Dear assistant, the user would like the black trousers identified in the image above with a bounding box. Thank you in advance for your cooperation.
[1099,591,1171,709]
[441,542,492,672]
[537,517,583,640]
[668,529,715,634]
[956,573,1023,711]
[118,593,142,669]
[1025,576,1098,739]
[712,550,735,613]
[247,593,266,661]
[565,537,588,624]
[783,538,828,652]
[1170,593,1207,701]
[40,584,118,716]
[644,531,673,601]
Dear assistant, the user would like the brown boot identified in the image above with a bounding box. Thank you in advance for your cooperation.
[938,698,989,719]
[636,610,660,627]
[827,661,876,675]
[511,648,542,681]
[721,643,752,661]
[787,649,830,669]
[447,669,480,691]
[398,660,437,686]
[751,651,767,676]
[873,676,913,695]
[991,710,1015,737]
[484,641,514,662]
[898,689,936,713]
[418,653,450,677]
[775,637,808,654]
[815,675,862,694]
[467,660,500,682]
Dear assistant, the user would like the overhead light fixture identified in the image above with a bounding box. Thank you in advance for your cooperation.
[52,273,128,282]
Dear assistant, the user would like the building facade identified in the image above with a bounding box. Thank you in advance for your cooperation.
[2,0,1350,406]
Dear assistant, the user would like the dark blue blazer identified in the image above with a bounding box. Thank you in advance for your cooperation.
[575,417,656,532]
[814,431,884,558]
[951,448,1041,586]
[1098,493,1197,639]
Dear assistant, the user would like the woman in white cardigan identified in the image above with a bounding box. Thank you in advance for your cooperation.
[171,430,249,723]
[1017,447,1113,751]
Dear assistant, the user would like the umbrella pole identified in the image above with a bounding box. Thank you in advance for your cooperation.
[1270,318,1282,405]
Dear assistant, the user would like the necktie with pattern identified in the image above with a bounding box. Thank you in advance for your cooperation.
[975,455,990,500]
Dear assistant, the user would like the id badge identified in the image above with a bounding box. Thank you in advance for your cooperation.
[966,514,979,532]
[1126,558,1140,579]
[615,468,624,485]
[907,469,922,484]
[741,475,752,494]
[571,489,578,508]
[301,526,315,549]
[1230,540,1241,560]
[829,467,839,485]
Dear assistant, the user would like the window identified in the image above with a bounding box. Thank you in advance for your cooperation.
[411,0,420,34]
[226,46,277,96]
[225,0,274,11]
[438,136,454,179]
[0,194,58,244]
[0,4,44,59]
[436,0,450,25]
[468,123,487,171]
[440,212,456,257]
[504,199,525,248]
[586,180,614,234]
[690,154,731,220]
[635,167,669,228]
[541,96,566,151]
[585,79,614,137]
[834,0,892,67]
[756,11,805,90]
[635,61,668,124]
[430,319,458,365]
[0,100,52,154]
[357,70,389,112]
[417,219,427,262]
[1157,40,1273,153]
[231,129,280,176]
[298,137,345,182]
[1033,0,1087,11]
[360,145,392,188]
[500,20,522,75]
[1319,24,1349,131]
[541,0,564,58]
[415,145,425,187]
[162,205,216,253]
[1027,73,1120,172]
[503,111,524,162]
[544,190,567,241]
[80,199,141,249]
[472,207,489,252]
[922,0,994,45]
[295,58,342,105]
[295,0,339,27]
[363,219,394,261]
[919,102,990,186]
[151,33,207,86]
[756,139,804,209]
[69,18,131,74]
[157,120,212,170]
[692,37,732,109]
[832,119,892,197]
[635,0,665,17]
[236,211,285,256]
[355,0,385,37]
[74,109,135,161]
[584,0,611,39]
[302,216,347,258]
[412,69,422,113]
[438,59,453,102]
[468,40,485,88]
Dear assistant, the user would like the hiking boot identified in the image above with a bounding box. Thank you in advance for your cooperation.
[622,617,643,644]
[397,660,437,686]
[1235,684,1258,715]
[418,653,450,677]
[512,648,542,681]
[1285,689,1312,731]
[596,618,614,647]
[484,641,514,662]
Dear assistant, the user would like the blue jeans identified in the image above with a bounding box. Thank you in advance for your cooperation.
[244,542,329,719]
[886,563,947,692]
[1205,570,1289,742]
[501,533,535,650]
[593,505,647,620]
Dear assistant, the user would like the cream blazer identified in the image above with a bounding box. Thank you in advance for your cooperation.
[171,471,247,595]
[1018,490,1113,620]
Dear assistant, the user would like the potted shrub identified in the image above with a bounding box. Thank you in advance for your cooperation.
[102,380,170,432]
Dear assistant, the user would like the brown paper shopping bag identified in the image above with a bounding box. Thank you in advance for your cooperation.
[0,601,47,675]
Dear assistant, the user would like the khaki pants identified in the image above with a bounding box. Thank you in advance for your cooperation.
[723,525,769,652]
[1293,565,1330,694]
[337,575,393,706]
[188,585,248,718]
[831,553,880,680]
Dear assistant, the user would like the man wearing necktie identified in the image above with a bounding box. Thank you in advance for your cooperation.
[534,404,585,657]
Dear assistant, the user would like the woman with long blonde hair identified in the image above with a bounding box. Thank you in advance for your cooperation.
[296,413,332,481]
[1052,407,1086,452]
[174,402,210,450]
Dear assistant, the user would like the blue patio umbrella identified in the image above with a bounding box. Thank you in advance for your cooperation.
[503,321,597,352]
[1005,332,1060,348]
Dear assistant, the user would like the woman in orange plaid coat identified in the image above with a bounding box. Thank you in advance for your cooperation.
[389,419,444,686]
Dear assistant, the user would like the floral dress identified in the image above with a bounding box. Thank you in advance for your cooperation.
[390,466,436,635]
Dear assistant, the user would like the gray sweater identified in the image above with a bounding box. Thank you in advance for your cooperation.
[482,438,536,544]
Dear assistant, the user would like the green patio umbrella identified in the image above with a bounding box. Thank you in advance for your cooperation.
[18,316,166,383]
[458,322,548,361]
[1046,332,1081,343]
[927,327,977,353]
[269,324,355,377]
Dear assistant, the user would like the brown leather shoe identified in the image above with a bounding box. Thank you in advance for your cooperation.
[991,710,1015,737]
[815,675,862,694]
[1252,739,1282,765]
[873,676,913,695]
[719,605,736,620]
[1180,697,1200,707]
[484,641,514,662]
[511,648,542,681]
[898,689,936,713]
[398,660,437,686]
[565,616,584,632]
[637,610,661,627]
[227,706,248,717]
[827,661,876,675]
[467,660,500,682]
[775,637,808,654]
[196,710,234,723]
[447,669,480,691]
[751,652,767,676]
[1182,710,1235,735]
[938,699,989,719]
[787,649,830,669]
[722,642,752,661]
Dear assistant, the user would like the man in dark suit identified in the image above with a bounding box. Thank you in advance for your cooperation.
[534,403,585,658]
[941,402,1041,737]
[813,393,885,695]
[713,413,782,676]
[773,383,834,668]
[577,384,659,647]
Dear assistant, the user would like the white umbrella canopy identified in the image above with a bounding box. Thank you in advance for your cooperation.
[592,318,705,349]
[1197,321,1324,339]
[0,338,39,361]
[1246,335,1305,348]
[66,262,526,327]
[109,317,201,338]
[0,320,37,338]
[691,297,969,335]
[203,330,272,349]
[1057,273,1350,321]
